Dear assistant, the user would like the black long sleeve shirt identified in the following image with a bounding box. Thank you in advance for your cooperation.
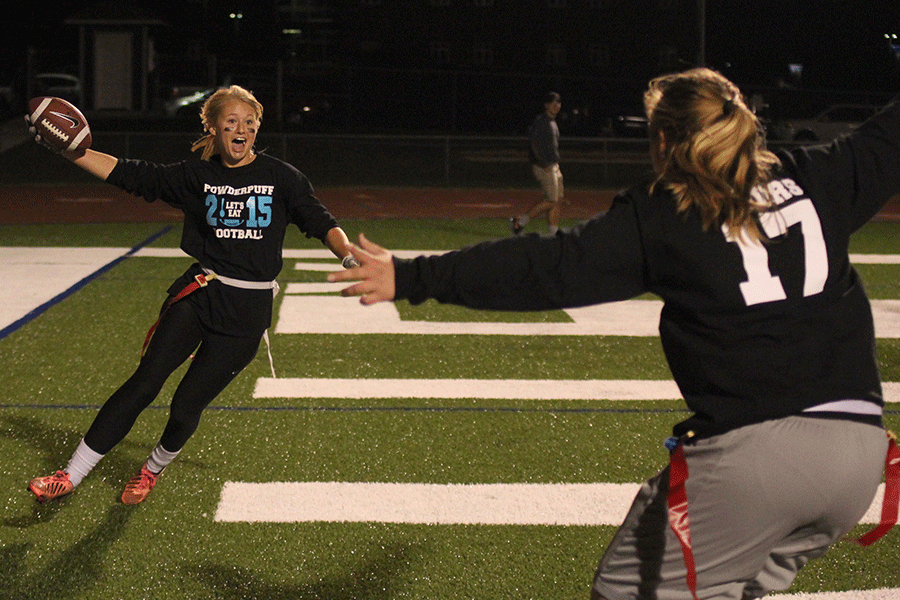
[107,153,339,336]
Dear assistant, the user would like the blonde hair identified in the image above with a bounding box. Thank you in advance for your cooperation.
[644,68,780,240]
[191,85,264,161]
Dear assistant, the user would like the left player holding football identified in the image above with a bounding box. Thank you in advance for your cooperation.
[28,85,359,504]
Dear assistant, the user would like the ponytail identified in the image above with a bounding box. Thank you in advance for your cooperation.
[190,133,217,161]
[644,68,780,240]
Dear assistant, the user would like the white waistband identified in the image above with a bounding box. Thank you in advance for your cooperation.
[803,400,883,416]
[202,267,277,290]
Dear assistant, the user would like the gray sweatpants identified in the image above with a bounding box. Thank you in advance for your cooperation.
[593,416,888,600]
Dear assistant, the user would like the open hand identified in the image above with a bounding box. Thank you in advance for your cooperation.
[327,233,396,305]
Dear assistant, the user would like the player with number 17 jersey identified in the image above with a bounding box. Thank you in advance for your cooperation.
[394,95,900,441]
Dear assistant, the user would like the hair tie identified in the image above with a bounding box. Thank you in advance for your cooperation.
[722,97,735,117]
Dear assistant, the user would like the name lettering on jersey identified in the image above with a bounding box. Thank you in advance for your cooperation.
[749,177,805,207]
[204,183,274,239]
[726,177,828,306]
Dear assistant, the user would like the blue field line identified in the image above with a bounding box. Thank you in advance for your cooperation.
[0,225,175,341]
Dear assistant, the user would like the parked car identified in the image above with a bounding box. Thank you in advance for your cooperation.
[774,104,879,142]
[611,114,649,138]
[164,86,216,116]
[34,73,83,106]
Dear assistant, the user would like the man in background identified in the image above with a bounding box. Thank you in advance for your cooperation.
[511,91,564,235]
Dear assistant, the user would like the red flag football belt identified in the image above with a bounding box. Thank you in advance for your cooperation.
[666,430,899,600]
[141,273,217,357]
[140,271,277,357]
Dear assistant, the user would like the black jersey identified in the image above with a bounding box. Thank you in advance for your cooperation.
[107,153,339,337]
[394,95,900,438]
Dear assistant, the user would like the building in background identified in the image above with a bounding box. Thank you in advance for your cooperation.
[9,0,900,134]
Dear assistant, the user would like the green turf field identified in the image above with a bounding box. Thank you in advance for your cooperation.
[1,218,899,599]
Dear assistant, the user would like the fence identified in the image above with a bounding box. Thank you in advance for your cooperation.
[92,131,654,189]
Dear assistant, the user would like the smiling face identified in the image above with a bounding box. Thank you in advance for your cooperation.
[210,99,260,167]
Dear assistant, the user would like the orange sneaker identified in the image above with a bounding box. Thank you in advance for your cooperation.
[29,470,74,502]
[121,465,162,505]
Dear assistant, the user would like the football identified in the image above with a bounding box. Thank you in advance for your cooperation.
[27,96,92,152]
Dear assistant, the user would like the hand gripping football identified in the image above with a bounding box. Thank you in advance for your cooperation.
[27,96,92,152]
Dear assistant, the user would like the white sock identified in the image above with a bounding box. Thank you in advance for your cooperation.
[145,443,180,474]
[519,215,530,226]
[65,439,105,487]
[549,225,559,235]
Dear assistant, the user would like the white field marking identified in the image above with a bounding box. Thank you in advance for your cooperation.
[294,262,341,272]
[276,285,900,339]
[291,249,449,272]
[254,377,683,400]
[255,378,900,403]
[278,291,662,336]
[119,247,900,337]
[214,482,638,525]
[883,382,900,402]
[131,248,442,268]
[0,247,129,330]
[849,254,900,264]
[770,591,900,599]
[4,245,900,338]
[130,247,190,258]
[214,481,888,526]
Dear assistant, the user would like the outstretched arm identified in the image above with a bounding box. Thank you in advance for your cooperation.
[62,148,119,181]
[327,233,396,304]
[26,107,118,180]
[331,198,646,310]
[324,226,362,268]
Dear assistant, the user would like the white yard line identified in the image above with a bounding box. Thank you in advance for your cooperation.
[253,377,685,400]
[254,378,900,402]
[770,591,900,599]
[277,282,900,338]
[215,481,888,526]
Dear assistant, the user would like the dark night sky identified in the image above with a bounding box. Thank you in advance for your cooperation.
[702,1,900,90]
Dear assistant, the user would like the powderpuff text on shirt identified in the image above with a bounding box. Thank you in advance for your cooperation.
[204,183,275,239]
